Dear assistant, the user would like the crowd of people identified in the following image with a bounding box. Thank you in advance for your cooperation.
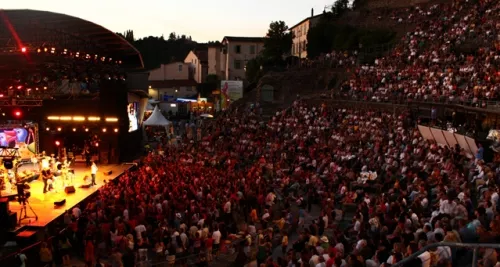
[16,0,500,266]
[28,97,499,267]
[0,55,124,99]
[338,0,500,106]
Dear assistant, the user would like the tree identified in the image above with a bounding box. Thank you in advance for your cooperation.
[168,32,177,40]
[122,30,135,43]
[331,0,349,17]
[262,21,293,66]
[245,56,264,83]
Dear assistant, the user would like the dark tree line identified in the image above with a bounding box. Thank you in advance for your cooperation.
[117,30,205,70]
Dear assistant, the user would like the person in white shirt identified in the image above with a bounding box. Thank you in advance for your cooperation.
[417,240,431,267]
[90,161,98,186]
[212,226,222,257]
[134,223,147,240]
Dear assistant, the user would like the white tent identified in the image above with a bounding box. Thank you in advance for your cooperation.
[146,102,155,111]
[143,106,170,126]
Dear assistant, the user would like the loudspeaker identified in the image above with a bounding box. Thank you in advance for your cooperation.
[0,197,9,216]
[80,184,92,189]
[64,186,75,194]
[7,212,16,229]
[103,170,112,176]
[54,199,66,207]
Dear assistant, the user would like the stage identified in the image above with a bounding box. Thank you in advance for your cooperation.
[1,164,132,228]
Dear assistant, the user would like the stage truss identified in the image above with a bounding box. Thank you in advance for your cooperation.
[0,147,19,158]
[0,99,43,107]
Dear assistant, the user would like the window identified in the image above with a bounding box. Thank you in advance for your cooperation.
[250,45,256,54]
[234,60,242,69]
[235,45,241,54]
[178,64,183,72]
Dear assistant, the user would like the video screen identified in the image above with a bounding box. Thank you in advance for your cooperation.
[0,127,37,159]
[128,102,139,132]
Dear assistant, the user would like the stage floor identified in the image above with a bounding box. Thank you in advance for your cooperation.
[1,164,132,228]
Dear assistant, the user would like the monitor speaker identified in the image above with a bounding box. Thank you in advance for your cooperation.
[103,170,112,176]
[54,199,66,207]
[64,186,75,194]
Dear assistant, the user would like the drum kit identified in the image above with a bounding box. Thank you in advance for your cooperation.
[35,153,75,192]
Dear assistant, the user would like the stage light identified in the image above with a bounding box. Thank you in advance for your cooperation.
[88,117,100,121]
[57,127,62,131]
[102,128,107,133]
[72,128,76,132]
[21,47,27,53]
[105,117,118,122]
[44,48,48,52]
[60,116,72,121]
[37,48,41,53]
[2,113,5,116]
[46,127,50,131]
[55,140,61,146]
[0,94,3,98]
[73,116,85,121]
[13,110,22,118]
[114,128,118,133]
[48,116,60,120]
[3,158,13,169]
[85,128,89,132]
[95,142,99,147]
[17,85,22,90]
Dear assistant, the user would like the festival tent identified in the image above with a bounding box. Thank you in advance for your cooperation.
[143,106,170,127]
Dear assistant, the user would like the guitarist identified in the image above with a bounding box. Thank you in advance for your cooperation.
[41,168,53,194]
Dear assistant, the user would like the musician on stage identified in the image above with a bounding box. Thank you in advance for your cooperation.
[91,161,98,186]
[41,168,52,194]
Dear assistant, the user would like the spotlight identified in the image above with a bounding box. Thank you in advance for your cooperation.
[72,128,76,132]
[102,128,107,133]
[21,47,27,53]
[114,128,118,133]
[85,128,89,132]
[55,140,61,146]
[3,158,13,169]
[57,127,62,131]
[46,127,50,131]
[13,110,22,118]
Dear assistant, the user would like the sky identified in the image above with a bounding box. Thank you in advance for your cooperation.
[3,0,333,42]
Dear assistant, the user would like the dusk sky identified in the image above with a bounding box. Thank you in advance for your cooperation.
[3,0,333,42]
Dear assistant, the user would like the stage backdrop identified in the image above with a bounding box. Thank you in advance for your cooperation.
[0,125,38,159]
[417,125,478,156]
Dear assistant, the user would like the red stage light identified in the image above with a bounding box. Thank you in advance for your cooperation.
[13,110,21,117]
[55,140,61,146]
[21,47,27,53]
[95,142,99,147]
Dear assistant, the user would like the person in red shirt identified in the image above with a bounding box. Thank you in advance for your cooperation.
[205,235,214,262]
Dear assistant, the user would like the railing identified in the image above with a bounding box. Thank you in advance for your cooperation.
[331,92,500,114]
[393,242,500,267]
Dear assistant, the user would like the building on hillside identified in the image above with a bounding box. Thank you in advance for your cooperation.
[184,50,208,83]
[207,42,225,79]
[221,36,265,81]
[149,62,193,80]
[148,62,198,101]
[148,80,198,101]
[290,9,323,59]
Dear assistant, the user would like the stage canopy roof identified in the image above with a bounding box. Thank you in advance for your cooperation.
[143,106,171,126]
[0,9,143,68]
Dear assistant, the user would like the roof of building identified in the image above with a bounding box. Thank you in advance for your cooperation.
[289,14,324,30]
[194,50,208,64]
[222,36,266,43]
[0,9,143,68]
[149,79,198,88]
